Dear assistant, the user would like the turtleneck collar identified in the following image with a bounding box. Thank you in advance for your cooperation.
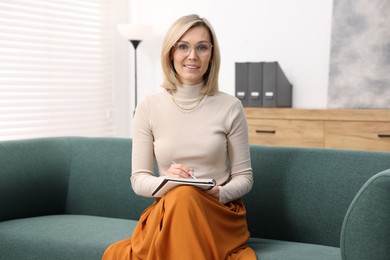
[173,82,204,100]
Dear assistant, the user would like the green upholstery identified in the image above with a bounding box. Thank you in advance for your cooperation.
[0,137,389,260]
[0,215,137,260]
[245,145,390,247]
[0,138,71,221]
[341,169,390,260]
[248,238,341,260]
[65,137,154,220]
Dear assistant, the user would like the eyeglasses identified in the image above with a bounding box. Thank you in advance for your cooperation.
[173,41,213,56]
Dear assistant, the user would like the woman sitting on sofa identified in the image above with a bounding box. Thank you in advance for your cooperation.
[103,14,255,259]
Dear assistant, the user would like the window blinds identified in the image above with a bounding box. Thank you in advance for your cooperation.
[0,0,115,141]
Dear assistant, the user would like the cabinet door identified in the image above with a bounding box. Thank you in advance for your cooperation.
[324,122,390,151]
[247,119,324,147]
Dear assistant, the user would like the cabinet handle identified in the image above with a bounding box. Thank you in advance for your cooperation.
[256,130,276,134]
[378,134,390,138]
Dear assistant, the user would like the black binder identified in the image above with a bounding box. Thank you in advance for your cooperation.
[235,61,292,107]
[248,62,263,107]
[235,62,249,106]
[262,62,277,107]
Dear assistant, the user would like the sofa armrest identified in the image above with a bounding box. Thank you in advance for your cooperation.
[341,168,390,260]
[0,138,71,222]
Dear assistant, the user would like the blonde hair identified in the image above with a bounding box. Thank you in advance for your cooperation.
[161,14,221,96]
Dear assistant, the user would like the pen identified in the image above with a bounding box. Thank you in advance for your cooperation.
[172,161,197,179]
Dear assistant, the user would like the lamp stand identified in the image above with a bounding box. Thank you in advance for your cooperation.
[130,40,141,115]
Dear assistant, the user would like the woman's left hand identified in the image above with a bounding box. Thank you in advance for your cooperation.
[206,186,220,200]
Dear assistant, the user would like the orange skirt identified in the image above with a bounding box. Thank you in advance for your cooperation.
[103,186,256,260]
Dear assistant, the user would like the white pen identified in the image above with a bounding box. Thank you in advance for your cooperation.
[172,161,197,179]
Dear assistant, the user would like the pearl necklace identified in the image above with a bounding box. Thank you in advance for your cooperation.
[171,93,205,113]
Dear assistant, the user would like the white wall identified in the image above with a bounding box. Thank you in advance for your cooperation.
[111,0,132,137]
[117,0,334,136]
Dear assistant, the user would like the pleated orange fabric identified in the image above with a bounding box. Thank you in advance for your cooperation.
[102,186,256,260]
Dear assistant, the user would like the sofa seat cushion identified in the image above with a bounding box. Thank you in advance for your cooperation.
[0,215,136,260]
[0,214,342,260]
[248,237,341,260]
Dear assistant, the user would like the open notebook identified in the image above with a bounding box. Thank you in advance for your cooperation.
[152,177,216,197]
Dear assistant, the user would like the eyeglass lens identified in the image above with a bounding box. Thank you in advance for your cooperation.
[174,42,212,56]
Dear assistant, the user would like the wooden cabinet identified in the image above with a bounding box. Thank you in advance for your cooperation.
[247,119,324,148]
[244,108,390,151]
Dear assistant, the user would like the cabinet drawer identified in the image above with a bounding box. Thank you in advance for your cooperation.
[325,122,390,151]
[247,119,324,147]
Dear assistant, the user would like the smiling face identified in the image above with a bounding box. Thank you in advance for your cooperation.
[172,26,212,86]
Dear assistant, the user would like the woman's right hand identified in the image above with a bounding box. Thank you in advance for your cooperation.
[167,162,194,178]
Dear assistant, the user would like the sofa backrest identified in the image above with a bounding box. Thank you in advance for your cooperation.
[65,137,155,220]
[244,145,390,248]
[0,137,155,222]
[0,138,71,222]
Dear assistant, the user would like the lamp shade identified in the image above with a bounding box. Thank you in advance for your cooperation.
[116,24,153,41]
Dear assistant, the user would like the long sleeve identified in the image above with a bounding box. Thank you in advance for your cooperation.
[130,98,165,197]
[219,101,253,204]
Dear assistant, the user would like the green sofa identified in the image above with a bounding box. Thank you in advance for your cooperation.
[0,137,389,260]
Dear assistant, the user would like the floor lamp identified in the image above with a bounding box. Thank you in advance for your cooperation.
[117,24,152,115]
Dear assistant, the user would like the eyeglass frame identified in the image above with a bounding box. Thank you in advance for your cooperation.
[172,41,214,57]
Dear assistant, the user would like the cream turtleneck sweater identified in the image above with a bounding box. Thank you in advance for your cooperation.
[131,83,253,204]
